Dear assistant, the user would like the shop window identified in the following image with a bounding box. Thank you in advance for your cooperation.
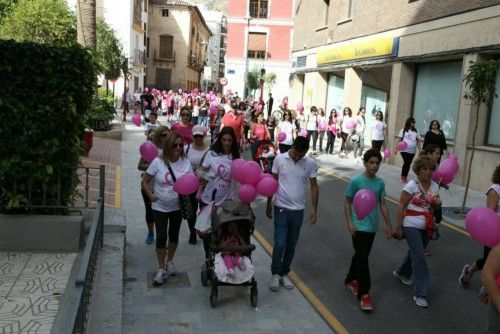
[326,75,345,113]
[247,32,266,59]
[159,35,174,59]
[249,0,268,19]
[487,69,500,146]
[413,62,462,140]
[161,9,169,17]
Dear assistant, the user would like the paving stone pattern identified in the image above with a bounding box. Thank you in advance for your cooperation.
[0,253,76,334]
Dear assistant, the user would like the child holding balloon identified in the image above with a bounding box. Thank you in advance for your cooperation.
[459,164,500,301]
[344,148,393,311]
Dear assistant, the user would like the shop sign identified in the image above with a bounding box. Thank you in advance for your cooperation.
[317,37,399,65]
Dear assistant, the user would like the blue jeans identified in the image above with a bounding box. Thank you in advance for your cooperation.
[396,227,430,297]
[271,207,304,276]
[198,116,208,127]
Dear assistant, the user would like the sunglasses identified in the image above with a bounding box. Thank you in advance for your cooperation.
[160,133,168,137]
[284,113,290,116]
[181,113,190,117]
[193,134,203,138]
[172,143,183,148]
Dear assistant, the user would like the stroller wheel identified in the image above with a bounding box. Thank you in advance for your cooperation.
[210,286,218,308]
[250,286,258,307]
[201,266,209,287]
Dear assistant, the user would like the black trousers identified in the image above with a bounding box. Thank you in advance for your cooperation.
[141,188,154,226]
[152,210,182,249]
[475,246,492,270]
[187,193,199,236]
[345,231,376,299]
[340,132,349,151]
[307,130,318,150]
[400,152,415,177]
[325,131,335,153]
[371,140,384,152]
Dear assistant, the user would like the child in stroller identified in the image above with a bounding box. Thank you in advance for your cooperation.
[254,141,276,173]
[220,221,247,279]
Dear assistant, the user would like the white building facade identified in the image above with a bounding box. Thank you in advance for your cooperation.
[200,8,227,93]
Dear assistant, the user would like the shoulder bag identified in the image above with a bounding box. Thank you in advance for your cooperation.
[166,163,195,220]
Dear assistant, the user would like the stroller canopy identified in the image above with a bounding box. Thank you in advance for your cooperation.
[215,201,255,230]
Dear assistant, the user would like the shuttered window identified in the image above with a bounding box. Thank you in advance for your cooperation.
[248,32,266,59]
[159,35,173,59]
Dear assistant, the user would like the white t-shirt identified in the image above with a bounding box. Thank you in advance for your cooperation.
[355,116,365,135]
[403,179,439,229]
[305,114,318,131]
[341,115,354,133]
[371,120,387,141]
[201,151,235,206]
[145,122,160,134]
[272,152,317,210]
[184,144,209,171]
[146,157,193,212]
[278,121,294,145]
[398,129,421,154]
[487,184,500,213]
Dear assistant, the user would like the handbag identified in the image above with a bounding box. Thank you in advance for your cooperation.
[166,163,195,220]
[195,203,212,233]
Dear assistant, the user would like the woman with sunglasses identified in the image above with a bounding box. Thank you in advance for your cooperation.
[138,126,170,245]
[275,109,295,153]
[395,117,422,184]
[142,132,194,285]
[423,120,447,163]
[184,125,210,245]
[171,106,194,145]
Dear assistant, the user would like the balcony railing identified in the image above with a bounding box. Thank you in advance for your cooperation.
[221,25,227,34]
[219,41,227,49]
[153,49,176,62]
[133,49,145,65]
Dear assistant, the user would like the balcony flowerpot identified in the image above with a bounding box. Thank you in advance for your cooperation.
[83,128,94,157]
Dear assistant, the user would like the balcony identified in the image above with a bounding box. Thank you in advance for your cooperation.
[153,50,176,62]
[219,57,225,64]
[133,49,146,65]
[220,25,227,34]
[219,41,227,49]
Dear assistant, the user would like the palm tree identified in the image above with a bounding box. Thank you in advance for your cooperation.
[77,0,96,50]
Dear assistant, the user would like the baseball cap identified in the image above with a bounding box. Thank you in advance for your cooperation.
[192,125,206,136]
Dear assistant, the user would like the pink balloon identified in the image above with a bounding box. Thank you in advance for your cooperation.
[397,141,408,151]
[259,173,273,181]
[231,159,247,183]
[256,177,279,197]
[277,132,286,143]
[438,157,459,178]
[211,100,219,108]
[299,129,308,137]
[210,95,217,101]
[172,173,200,195]
[465,207,500,248]
[242,161,261,185]
[353,189,377,220]
[238,184,257,203]
[383,147,392,159]
[132,114,141,126]
[346,120,356,130]
[296,102,304,111]
[139,141,159,163]
[431,169,442,183]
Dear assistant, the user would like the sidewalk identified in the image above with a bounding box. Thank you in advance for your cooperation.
[120,119,333,333]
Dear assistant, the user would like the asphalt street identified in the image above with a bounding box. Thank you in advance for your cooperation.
[251,169,489,334]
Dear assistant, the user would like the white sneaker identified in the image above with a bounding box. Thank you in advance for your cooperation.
[165,261,176,276]
[413,296,428,308]
[269,274,280,291]
[280,275,294,289]
[153,269,167,284]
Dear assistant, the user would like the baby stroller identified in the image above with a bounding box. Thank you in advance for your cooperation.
[254,140,276,173]
[200,201,258,308]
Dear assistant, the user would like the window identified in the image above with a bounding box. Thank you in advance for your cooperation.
[249,0,268,18]
[161,9,169,17]
[146,37,150,58]
[143,23,147,46]
[247,32,266,59]
[487,69,500,146]
[159,35,174,59]
[412,62,463,140]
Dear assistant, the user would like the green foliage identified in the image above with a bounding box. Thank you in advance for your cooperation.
[96,18,124,80]
[463,60,500,107]
[263,72,277,91]
[0,0,76,47]
[86,90,116,131]
[247,68,260,92]
[0,40,96,212]
[0,0,19,23]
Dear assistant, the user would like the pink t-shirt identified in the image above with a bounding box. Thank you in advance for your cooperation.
[253,124,267,141]
[171,122,194,145]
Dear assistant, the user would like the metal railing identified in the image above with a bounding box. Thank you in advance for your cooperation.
[153,49,175,62]
[133,49,146,65]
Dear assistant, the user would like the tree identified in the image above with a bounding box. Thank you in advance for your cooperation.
[95,18,125,93]
[264,72,277,92]
[0,0,19,23]
[246,68,260,97]
[77,0,96,50]
[0,0,76,47]
[461,59,500,214]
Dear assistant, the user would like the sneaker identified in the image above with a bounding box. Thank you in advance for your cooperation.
[189,233,197,245]
[478,286,490,304]
[360,294,373,311]
[280,275,294,289]
[145,232,154,244]
[459,264,472,289]
[165,261,176,276]
[345,280,359,296]
[393,270,412,285]
[153,269,167,285]
[269,274,280,291]
[413,296,428,308]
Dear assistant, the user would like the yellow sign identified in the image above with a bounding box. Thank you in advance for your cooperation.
[317,37,399,65]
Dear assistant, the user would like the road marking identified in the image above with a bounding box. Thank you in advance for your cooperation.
[318,168,469,237]
[253,229,350,334]
[115,166,121,208]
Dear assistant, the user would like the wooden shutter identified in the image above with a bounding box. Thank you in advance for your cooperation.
[159,35,173,59]
[248,33,266,52]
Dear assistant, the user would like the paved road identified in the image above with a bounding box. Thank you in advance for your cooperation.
[252,169,489,333]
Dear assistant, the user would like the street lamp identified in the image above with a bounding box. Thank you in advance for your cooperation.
[242,16,251,99]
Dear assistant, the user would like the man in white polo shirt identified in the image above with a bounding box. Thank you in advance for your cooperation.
[266,136,319,291]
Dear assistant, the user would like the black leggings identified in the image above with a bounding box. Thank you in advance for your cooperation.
[400,152,415,177]
[340,132,349,151]
[325,131,335,153]
[141,188,154,225]
[475,246,492,270]
[307,130,318,150]
[187,193,199,236]
[371,140,384,152]
[152,210,182,249]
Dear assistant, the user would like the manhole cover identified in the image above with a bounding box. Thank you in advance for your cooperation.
[147,272,191,289]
